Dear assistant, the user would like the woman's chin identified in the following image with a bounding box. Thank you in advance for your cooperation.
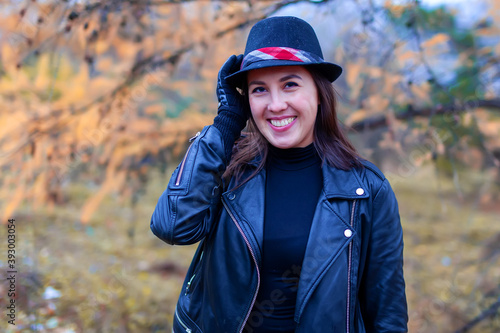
[266,137,296,149]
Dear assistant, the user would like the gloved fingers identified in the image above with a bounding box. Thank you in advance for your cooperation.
[230,54,243,74]
[220,55,237,77]
[220,54,243,79]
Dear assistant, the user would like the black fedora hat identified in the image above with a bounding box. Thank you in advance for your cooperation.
[225,16,342,87]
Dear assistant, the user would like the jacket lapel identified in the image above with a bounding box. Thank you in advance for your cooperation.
[222,169,266,266]
[294,164,369,321]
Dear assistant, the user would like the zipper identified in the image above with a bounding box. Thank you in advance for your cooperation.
[175,306,192,333]
[185,274,196,295]
[189,132,201,143]
[185,250,203,295]
[175,132,200,186]
[222,199,260,333]
[346,199,356,333]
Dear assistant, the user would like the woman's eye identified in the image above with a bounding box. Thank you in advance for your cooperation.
[284,81,299,88]
[251,87,266,94]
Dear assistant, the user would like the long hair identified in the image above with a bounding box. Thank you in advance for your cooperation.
[223,67,363,188]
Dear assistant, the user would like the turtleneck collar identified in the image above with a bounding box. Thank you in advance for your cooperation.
[267,143,322,171]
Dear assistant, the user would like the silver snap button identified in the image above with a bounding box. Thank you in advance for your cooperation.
[356,188,364,196]
[344,229,353,238]
[228,193,236,200]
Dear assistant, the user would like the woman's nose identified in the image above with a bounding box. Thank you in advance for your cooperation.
[267,93,287,112]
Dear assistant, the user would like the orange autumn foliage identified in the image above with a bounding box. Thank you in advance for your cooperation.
[1,0,499,223]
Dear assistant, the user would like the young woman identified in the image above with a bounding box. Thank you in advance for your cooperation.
[151,16,408,333]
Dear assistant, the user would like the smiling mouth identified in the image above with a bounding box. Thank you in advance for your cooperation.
[269,117,296,127]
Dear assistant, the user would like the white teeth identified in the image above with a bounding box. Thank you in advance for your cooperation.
[270,117,295,127]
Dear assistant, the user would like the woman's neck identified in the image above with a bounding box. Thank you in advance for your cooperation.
[267,143,321,171]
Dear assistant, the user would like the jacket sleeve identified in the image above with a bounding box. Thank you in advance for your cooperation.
[150,125,227,245]
[360,178,408,332]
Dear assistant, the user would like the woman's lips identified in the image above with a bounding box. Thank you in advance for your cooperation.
[268,116,297,132]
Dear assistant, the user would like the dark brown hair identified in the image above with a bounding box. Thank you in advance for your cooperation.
[223,67,363,188]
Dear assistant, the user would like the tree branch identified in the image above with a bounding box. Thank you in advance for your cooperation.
[347,99,500,132]
[454,297,500,333]
[12,0,329,156]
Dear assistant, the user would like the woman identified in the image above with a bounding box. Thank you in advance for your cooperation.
[151,16,408,333]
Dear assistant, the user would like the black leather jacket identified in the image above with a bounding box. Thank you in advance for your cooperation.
[151,125,408,332]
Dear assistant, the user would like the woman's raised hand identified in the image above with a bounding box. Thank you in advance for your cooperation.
[216,54,246,120]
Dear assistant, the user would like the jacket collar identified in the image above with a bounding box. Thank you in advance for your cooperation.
[241,155,369,200]
[321,163,369,200]
[223,161,370,261]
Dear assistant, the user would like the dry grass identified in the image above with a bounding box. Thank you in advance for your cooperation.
[393,165,500,333]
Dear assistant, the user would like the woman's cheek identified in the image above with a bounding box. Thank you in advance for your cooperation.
[249,100,262,119]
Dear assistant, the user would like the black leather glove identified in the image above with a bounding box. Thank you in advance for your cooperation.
[213,54,248,162]
[216,54,245,117]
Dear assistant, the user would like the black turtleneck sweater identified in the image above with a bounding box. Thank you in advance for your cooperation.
[244,143,323,333]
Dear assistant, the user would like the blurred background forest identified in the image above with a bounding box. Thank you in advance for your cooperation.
[0,0,499,332]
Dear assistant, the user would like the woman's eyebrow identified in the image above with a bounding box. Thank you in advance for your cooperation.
[248,80,266,86]
[280,74,302,82]
[248,74,302,87]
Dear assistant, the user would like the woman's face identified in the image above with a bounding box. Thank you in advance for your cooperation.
[247,66,319,149]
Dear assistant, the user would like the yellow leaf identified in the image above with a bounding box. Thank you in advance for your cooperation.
[1,43,17,67]
[87,76,115,98]
[113,40,139,59]
[144,104,164,116]
[142,285,152,297]
[383,74,402,95]
[397,50,417,62]
[411,82,431,103]
[476,27,500,37]
[32,173,47,209]
[76,106,101,142]
[0,111,29,143]
[384,1,407,18]
[171,81,191,96]
[56,56,76,81]
[345,109,368,126]
[33,54,51,90]
[367,66,383,78]
[128,118,158,134]
[3,182,25,221]
[125,297,135,309]
[421,33,450,48]
[346,62,363,87]
[95,57,114,73]
[364,95,390,113]
[95,40,110,55]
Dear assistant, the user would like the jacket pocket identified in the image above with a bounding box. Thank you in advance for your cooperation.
[184,249,203,296]
[184,239,205,296]
[173,305,202,333]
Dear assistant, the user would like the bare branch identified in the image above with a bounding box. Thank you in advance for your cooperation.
[455,297,500,333]
[347,99,500,132]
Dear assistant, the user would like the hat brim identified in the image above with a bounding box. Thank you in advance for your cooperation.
[225,60,342,88]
